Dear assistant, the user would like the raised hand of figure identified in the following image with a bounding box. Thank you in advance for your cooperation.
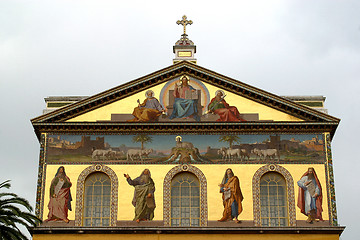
[124,174,130,179]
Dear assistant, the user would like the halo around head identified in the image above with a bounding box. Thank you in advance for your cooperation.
[176,136,182,141]
[145,90,154,98]
[180,75,190,83]
[215,90,225,97]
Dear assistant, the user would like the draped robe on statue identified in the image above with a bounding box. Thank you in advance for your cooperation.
[208,97,246,122]
[47,175,72,221]
[297,170,323,221]
[169,85,200,121]
[219,175,244,221]
[127,176,156,221]
[128,97,163,122]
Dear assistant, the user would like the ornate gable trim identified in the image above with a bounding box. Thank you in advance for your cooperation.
[31,61,339,124]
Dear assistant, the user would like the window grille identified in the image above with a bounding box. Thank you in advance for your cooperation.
[83,172,111,227]
[260,172,289,227]
[170,172,200,226]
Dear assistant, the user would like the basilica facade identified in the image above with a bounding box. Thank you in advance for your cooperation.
[31,16,344,240]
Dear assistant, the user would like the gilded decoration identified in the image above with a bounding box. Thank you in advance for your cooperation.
[163,164,208,226]
[31,62,339,125]
[75,164,118,226]
[325,133,338,226]
[252,164,296,227]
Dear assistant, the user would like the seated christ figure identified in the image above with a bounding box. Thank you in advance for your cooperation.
[169,76,200,121]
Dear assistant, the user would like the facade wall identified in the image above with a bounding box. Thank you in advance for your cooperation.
[38,132,334,225]
[42,163,329,222]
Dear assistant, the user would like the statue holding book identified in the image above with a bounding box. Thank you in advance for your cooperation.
[297,167,323,223]
[169,76,200,121]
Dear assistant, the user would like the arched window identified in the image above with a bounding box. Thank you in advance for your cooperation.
[83,172,111,226]
[252,164,296,227]
[170,172,200,226]
[260,172,289,227]
[75,164,118,227]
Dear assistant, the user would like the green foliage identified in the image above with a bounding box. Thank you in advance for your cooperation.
[132,135,153,150]
[0,180,42,240]
[219,135,241,148]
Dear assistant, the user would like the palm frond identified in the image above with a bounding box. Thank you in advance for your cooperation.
[0,180,42,240]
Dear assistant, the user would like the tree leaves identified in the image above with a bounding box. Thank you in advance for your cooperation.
[0,180,42,240]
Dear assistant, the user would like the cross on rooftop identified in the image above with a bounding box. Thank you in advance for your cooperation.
[176,15,193,35]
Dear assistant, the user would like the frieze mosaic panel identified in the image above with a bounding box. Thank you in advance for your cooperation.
[163,164,208,226]
[45,133,326,165]
[252,164,296,227]
[75,164,118,226]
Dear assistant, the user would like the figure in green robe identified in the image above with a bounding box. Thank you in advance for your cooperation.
[124,169,155,222]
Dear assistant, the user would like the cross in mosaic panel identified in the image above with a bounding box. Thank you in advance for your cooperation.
[176,15,193,35]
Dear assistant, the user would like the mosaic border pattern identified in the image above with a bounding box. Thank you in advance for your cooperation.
[74,164,118,226]
[163,164,208,226]
[35,133,47,219]
[252,164,296,227]
[325,133,338,226]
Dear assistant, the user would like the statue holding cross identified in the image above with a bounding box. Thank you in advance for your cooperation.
[176,15,193,35]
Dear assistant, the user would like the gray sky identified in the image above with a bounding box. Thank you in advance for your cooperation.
[1,0,359,239]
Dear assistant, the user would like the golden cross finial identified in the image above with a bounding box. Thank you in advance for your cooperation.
[176,15,193,35]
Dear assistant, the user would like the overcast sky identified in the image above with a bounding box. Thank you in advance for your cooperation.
[1,0,359,239]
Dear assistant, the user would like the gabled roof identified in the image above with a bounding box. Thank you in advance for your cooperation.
[31,61,340,124]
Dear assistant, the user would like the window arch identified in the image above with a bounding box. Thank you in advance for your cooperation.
[83,172,111,226]
[75,164,118,226]
[163,164,207,226]
[170,172,200,226]
[260,172,288,226]
[252,164,296,227]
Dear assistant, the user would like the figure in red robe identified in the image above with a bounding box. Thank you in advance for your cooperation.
[297,167,323,223]
[208,90,246,122]
[46,166,72,223]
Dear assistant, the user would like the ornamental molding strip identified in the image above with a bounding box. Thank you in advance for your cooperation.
[252,164,296,227]
[163,164,208,226]
[75,164,118,226]
[31,61,339,125]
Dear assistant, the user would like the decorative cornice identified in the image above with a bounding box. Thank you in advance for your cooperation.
[31,61,340,125]
[31,226,346,235]
[32,121,339,142]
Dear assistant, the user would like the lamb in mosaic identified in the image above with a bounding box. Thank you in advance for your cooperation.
[124,169,156,222]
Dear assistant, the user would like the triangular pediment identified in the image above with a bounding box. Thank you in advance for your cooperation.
[31,61,339,124]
